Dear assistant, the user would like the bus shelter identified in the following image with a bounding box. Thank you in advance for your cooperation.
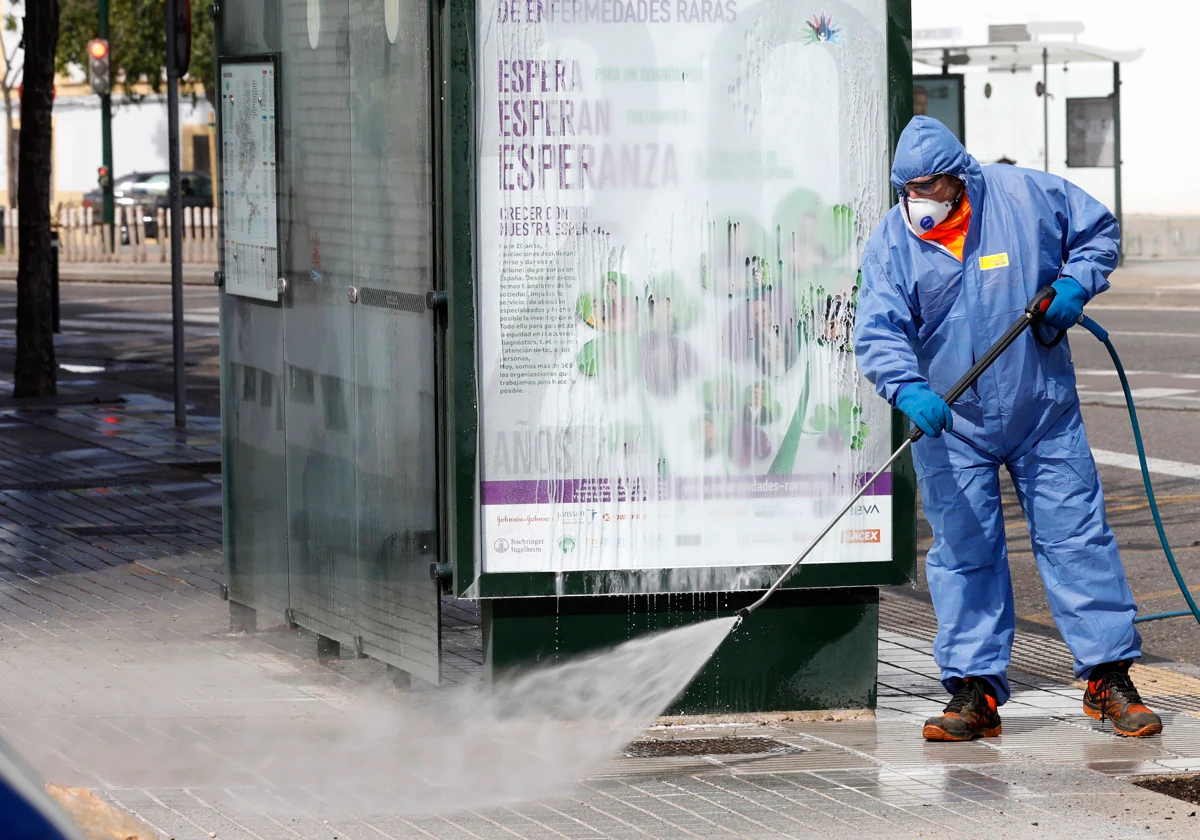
[913,41,1142,262]
[216,0,917,713]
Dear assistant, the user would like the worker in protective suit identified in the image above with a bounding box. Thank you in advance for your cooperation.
[854,116,1162,741]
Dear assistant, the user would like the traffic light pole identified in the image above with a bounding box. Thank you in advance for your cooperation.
[166,0,188,428]
[99,0,114,249]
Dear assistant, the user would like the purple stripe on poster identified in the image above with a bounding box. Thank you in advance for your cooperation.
[480,473,893,505]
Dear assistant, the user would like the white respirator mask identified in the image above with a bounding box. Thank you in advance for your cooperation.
[906,196,955,233]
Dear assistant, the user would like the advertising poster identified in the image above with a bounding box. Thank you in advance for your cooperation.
[475,0,892,575]
[913,74,965,144]
[1066,96,1115,168]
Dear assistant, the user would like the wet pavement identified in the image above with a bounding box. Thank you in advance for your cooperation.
[1,280,1199,837]
[0,397,1196,838]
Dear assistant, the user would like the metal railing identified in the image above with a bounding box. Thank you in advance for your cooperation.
[1,204,219,265]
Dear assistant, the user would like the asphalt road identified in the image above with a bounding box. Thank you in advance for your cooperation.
[0,280,221,414]
[2,282,1199,665]
[899,304,1200,667]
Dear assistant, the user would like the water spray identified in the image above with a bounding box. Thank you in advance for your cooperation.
[735,283,1200,631]
[735,285,1060,627]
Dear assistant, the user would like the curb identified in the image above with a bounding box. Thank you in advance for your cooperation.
[45,784,157,840]
[1094,288,1200,309]
[0,264,218,286]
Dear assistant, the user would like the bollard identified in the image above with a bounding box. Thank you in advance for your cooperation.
[50,230,60,333]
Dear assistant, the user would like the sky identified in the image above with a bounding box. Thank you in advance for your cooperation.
[912,0,1197,215]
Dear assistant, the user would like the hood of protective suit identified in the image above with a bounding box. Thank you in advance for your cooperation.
[889,116,976,196]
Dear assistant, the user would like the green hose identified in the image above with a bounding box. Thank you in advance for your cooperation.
[1079,315,1200,625]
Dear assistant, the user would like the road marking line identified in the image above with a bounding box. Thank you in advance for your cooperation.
[1082,395,1200,407]
[1089,388,1198,400]
[1133,587,1200,602]
[1088,305,1200,312]
[73,312,219,324]
[1103,330,1200,339]
[1105,493,1200,513]
[1076,369,1200,380]
[64,293,174,304]
[1093,448,1200,480]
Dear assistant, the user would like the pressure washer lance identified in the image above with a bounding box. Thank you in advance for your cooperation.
[733,285,1061,627]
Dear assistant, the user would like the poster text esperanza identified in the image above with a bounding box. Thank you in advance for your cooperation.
[497,59,680,191]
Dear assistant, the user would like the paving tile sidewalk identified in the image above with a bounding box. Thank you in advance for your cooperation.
[2,399,1200,839]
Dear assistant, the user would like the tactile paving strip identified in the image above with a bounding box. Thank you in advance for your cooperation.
[881,590,1200,716]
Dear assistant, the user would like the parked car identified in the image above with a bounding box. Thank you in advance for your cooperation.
[82,171,214,244]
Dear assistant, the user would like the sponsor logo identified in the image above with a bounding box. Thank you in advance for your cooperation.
[558,537,576,554]
[556,509,601,523]
[492,542,544,554]
[495,513,551,526]
[494,537,543,554]
[842,529,882,544]
[586,537,628,548]
[851,503,881,515]
[738,533,782,545]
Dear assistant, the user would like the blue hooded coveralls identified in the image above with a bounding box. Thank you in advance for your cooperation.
[854,117,1141,705]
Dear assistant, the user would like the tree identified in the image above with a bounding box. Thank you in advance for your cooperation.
[1,3,23,210]
[57,0,215,106]
[13,0,58,397]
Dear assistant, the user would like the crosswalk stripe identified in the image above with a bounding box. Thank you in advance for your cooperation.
[1092,449,1200,481]
[1075,369,1200,380]
[1103,330,1200,339]
[1086,388,1198,400]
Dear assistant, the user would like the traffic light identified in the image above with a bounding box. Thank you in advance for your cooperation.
[97,166,111,190]
[87,39,110,95]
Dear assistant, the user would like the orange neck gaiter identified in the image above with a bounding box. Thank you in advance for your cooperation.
[919,193,971,262]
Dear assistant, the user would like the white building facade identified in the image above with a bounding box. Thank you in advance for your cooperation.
[3,81,215,207]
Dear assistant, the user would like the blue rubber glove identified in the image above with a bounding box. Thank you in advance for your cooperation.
[1041,276,1087,330]
[896,382,954,439]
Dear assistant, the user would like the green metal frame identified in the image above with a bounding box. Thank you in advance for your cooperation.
[441,0,480,598]
[485,588,880,713]
[887,0,918,588]
[442,0,917,599]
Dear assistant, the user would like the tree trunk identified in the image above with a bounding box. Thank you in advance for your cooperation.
[13,0,59,398]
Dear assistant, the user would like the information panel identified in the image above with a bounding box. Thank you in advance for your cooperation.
[220,60,280,301]
[476,1,891,574]
[1066,96,1115,169]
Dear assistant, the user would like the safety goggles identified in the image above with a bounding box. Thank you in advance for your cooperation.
[903,173,953,198]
